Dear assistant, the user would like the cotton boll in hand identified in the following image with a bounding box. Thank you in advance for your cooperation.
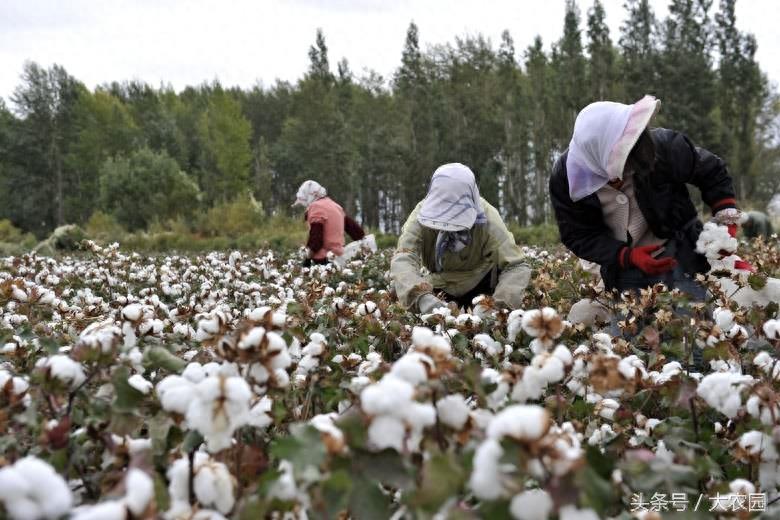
[696,222,738,260]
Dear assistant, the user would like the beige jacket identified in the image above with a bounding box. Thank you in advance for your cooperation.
[391,198,531,310]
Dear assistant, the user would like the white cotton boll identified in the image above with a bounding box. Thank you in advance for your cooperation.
[764,320,780,340]
[696,372,754,418]
[273,368,290,388]
[122,303,144,322]
[248,396,273,429]
[597,399,620,421]
[310,413,344,444]
[436,394,471,430]
[124,468,154,516]
[532,353,565,384]
[469,439,505,500]
[361,375,414,416]
[713,307,735,331]
[507,309,525,342]
[390,353,432,385]
[40,355,86,389]
[156,376,196,415]
[696,222,738,260]
[186,376,251,453]
[618,355,647,380]
[511,367,547,403]
[739,430,779,461]
[0,456,73,520]
[559,505,600,520]
[349,376,371,394]
[588,424,616,446]
[487,405,551,441]
[11,285,28,302]
[729,478,756,495]
[368,415,406,452]
[482,368,510,410]
[193,460,235,514]
[71,501,126,520]
[182,363,207,383]
[401,402,436,430]
[268,461,298,502]
[473,334,502,357]
[510,489,553,520]
[357,301,381,318]
[592,333,613,353]
[128,374,153,395]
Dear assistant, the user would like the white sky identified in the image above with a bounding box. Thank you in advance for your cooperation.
[1,0,777,103]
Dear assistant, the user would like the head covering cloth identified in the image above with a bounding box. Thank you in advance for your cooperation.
[566,95,660,202]
[417,163,487,272]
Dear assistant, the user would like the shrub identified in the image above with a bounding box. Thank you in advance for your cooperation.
[199,193,264,238]
[509,223,560,246]
[0,219,36,247]
[85,211,126,241]
[100,147,201,231]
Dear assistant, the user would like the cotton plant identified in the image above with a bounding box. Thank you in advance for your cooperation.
[0,456,73,520]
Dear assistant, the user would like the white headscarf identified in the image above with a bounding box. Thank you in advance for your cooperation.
[418,163,487,272]
[293,180,327,208]
[566,95,661,202]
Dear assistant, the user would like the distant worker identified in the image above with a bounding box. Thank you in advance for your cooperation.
[293,180,365,267]
[742,211,774,239]
[391,163,531,313]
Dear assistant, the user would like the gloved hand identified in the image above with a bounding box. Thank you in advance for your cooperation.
[418,294,447,314]
[713,208,746,229]
[620,245,677,276]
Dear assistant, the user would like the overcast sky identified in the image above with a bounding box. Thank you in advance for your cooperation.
[1,0,777,104]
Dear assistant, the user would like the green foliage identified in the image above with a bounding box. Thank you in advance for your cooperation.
[0,219,35,246]
[84,211,126,241]
[100,147,200,231]
[0,3,776,237]
[199,193,264,238]
[509,223,561,246]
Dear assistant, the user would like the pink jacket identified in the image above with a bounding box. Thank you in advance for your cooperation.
[307,197,346,260]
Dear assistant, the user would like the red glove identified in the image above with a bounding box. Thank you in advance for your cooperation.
[727,224,738,238]
[620,245,678,276]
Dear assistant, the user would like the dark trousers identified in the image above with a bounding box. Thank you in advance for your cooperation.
[302,257,329,268]
[441,269,496,308]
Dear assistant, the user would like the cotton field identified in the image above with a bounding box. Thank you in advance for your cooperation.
[0,236,779,519]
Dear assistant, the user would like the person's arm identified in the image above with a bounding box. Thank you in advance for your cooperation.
[390,207,435,310]
[306,223,324,254]
[344,215,365,241]
[655,129,737,214]
[549,156,627,268]
[487,206,531,309]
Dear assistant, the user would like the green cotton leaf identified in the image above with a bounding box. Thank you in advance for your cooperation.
[352,449,414,491]
[111,366,145,413]
[336,412,368,450]
[585,445,615,480]
[270,425,326,474]
[154,473,170,512]
[348,478,392,520]
[476,499,512,520]
[316,469,352,520]
[748,273,768,290]
[702,342,731,362]
[411,450,466,513]
[149,412,174,455]
[578,464,616,514]
[182,430,204,453]
[143,346,186,373]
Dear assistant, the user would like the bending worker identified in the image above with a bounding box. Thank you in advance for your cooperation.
[391,163,531,313]
[293,180,365,267]
[550,95,743,297]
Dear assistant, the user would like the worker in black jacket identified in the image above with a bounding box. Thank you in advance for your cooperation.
[549,95,742,295]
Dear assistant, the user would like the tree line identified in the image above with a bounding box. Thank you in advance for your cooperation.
[0,0,777,238]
